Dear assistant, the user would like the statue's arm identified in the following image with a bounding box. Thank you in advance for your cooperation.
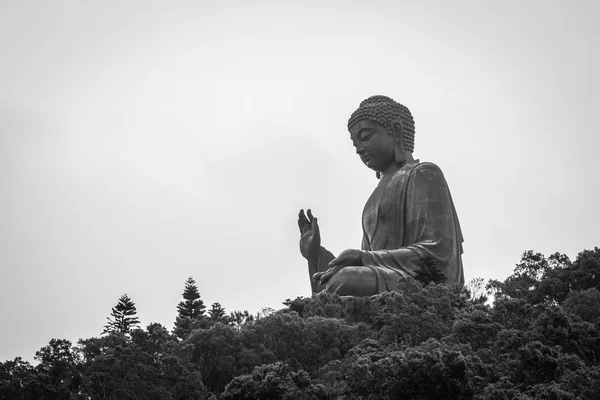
[298,209,336,293]
[357,163,464,286]
[307,246,335,293]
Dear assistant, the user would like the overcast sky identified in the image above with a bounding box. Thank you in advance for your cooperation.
[1,0,599,362]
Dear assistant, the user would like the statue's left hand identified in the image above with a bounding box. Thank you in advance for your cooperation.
[313,249,363,285]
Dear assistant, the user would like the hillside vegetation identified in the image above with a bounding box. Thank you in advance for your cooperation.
[2,248,600,399]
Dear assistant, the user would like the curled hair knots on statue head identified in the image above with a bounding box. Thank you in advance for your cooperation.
[348,95,416,153]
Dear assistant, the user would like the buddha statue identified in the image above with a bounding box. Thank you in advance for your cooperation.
[298,95,464,296]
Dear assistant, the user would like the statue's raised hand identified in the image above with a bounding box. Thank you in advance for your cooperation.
[298,209,320,263]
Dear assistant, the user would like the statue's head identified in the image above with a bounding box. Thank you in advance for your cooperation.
[347,96,415,173]
[348,95,415,152]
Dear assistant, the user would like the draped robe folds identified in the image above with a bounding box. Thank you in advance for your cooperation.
[325,160,464,296]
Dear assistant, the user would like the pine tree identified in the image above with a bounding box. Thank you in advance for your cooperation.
[173,277,206,339]
[208,302,226,321]
[176,277,206,318]
[414,256,447,286]
[103,294,140,335]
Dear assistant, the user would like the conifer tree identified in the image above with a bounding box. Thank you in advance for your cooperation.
[208,302,226,321]
[414,256,447,286]
[173,277,206,339]
[103,294,140,334]
[176,277,206,318]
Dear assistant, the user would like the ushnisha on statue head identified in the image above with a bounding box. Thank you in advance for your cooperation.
[347,95,416,177]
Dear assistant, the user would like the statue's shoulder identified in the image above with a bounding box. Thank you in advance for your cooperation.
[412,161,446,178]
[398,161,448,188]
[389,161,446,188]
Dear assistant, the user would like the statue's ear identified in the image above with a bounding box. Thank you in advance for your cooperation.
[391,119,405,162]
[390,119,404,142]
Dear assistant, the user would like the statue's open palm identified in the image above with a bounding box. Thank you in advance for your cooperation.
[298,209,320,263]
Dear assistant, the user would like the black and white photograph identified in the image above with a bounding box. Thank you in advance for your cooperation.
[1,1,599,398]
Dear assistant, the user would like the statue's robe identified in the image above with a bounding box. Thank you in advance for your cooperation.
[325,160,464,296]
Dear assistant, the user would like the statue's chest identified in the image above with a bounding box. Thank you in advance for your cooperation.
[363,181,394,250]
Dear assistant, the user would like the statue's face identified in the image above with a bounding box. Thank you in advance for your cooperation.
[349,120,395,172]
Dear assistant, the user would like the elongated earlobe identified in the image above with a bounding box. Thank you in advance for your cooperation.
[391,119,405,163]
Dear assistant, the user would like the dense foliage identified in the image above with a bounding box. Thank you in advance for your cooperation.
[1,247,599,399]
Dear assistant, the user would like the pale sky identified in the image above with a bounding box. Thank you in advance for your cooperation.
[1,0,599,362]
